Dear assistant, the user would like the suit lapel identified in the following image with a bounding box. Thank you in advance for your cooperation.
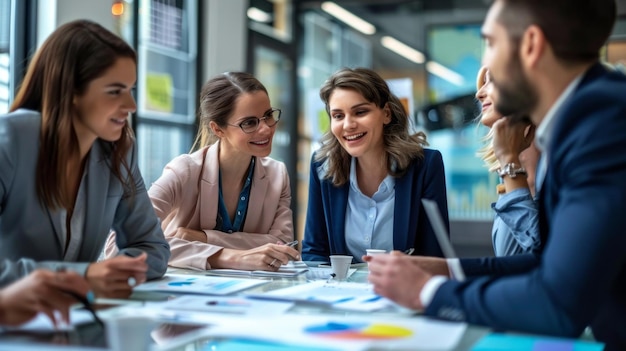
[82,142,109,259]
[45,207,64,253]
[331,183,349,255]
[393,166,412,249]
[199,144,219,230]
[537,64,605,252]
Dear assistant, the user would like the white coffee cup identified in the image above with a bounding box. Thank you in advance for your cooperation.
[329,255,353,280]
[365,249,387,256]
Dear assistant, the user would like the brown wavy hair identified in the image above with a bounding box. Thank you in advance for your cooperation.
[316,67,428,186]
[10,20,137,210]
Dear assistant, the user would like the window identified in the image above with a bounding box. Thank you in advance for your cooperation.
[134,0,198,184]
[0,0,11,112]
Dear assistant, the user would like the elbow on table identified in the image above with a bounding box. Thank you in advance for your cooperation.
[531,309,588,339]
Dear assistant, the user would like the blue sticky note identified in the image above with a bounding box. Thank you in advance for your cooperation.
[202,339,340,351]
[471,333,604,351]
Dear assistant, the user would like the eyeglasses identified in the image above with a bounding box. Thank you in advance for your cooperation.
[226,109,281,133]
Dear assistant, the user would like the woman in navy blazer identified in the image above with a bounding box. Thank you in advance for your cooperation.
[302,68,448,263]
[0,20,169,298]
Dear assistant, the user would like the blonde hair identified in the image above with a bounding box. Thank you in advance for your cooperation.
[474,66,499,172]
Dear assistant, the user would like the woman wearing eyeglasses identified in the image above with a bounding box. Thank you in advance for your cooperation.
[106,72,299,271]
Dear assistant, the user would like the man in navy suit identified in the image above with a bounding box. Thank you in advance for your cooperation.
[366,0,626,349]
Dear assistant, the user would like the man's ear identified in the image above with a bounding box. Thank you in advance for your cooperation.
[209,121,224,138]
[519,24,546,69]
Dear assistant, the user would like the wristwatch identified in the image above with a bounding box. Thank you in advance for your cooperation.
[497,163,527,178]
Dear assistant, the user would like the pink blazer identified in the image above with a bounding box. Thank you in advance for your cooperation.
[105,142,294,270]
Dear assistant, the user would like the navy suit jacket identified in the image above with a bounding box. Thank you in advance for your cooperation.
[426,64,626,351]
[302,149,448,262]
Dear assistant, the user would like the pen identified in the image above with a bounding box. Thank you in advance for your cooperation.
[55,267,104,327]
[269,240,299,267]
[404,248,415,255]
[284,240,299,248]
[63,289,105,327]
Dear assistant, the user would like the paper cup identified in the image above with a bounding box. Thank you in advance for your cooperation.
[365,249,387,256]
[329,255,353,280]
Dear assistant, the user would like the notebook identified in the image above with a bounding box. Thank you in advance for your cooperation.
[204,267,308,278]
[205,261,309,278]
[421,199,466,281]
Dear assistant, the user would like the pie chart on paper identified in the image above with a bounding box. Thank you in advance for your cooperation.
[303,321,413,340]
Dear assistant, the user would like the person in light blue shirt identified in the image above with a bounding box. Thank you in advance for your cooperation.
[302,67,448,263]
[475,66,541,256]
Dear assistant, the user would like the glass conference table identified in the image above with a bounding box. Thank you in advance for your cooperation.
[153,264,490,351]
[0,263,490,351]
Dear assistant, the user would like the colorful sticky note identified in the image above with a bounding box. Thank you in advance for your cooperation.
[145,72,173,112]
[471,333,605,351]
[201,339,340,351]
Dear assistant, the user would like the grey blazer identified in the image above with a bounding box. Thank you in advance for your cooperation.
[0,109,170,286]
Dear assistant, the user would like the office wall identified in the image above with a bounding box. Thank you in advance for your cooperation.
[36,0,115,48]
[200,0,247,82]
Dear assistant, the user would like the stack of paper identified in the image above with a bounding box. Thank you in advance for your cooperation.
[199,314,467,351]
[158,295,294,316]
[204,261,309,278]
[245,280,411,313]
[204,268,308,278]
[133,274,269,295]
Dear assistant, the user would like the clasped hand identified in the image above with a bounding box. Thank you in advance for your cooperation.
[492,117,536,163]
[213,243,300,271]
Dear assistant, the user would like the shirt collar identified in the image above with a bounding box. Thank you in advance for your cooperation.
[534,74,584,152]
[349,157,395,194]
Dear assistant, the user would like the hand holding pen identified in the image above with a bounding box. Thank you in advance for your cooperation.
[85,252,148,299]
[269,240,299,268]
[0,269,91,327]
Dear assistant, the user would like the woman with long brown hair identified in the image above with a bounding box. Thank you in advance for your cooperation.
[0,20,169,298]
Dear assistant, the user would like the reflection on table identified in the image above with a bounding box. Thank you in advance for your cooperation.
[0,264,500,351]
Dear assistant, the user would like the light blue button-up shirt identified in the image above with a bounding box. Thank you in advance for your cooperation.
[345,157,395,261]
[491,187,540,256]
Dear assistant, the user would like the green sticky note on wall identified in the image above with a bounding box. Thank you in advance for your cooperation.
[146,73,173,113]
